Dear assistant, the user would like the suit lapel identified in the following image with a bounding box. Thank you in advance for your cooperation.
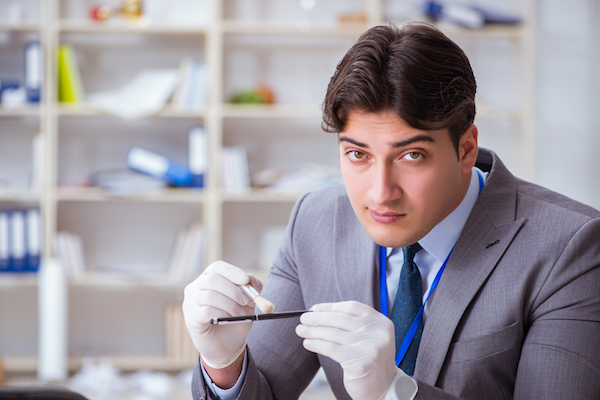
[414,150,525,384]
[332,193,379,308]
[414,210,525,383]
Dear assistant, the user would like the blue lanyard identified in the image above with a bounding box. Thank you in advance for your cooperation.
[379,170,484,366]
[380,246,452,365]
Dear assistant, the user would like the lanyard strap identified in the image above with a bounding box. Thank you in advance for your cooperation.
[379,170,485,366]
[395,249,452,365]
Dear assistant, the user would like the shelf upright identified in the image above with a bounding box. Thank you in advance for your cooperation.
[41,0,59,259]
[204,0,225,265]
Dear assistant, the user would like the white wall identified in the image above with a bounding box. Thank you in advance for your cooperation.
[535,0,600,209]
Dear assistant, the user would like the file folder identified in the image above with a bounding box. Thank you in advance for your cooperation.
[25,41,42,103]
[26,209,42,272]
[0,212,9,272]
[9,211,27,272]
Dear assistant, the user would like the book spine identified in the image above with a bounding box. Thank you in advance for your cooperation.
[25,41,42,103]
[26,209,42,272]
[188,125,208,188]
[9,211,27,272]
[0,212,9,272]
[57,44,83,103]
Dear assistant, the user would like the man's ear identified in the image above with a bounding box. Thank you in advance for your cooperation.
[459,124,478,174]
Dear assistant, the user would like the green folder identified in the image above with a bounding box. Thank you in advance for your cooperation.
[57,44,84,103]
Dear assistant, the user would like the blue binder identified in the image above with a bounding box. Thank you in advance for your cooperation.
[126,146,193,187]
[188,125,208,188]
[9,210,27,272]
[26,209,41,272]
[0,211,9,272]
[25,41,42,103]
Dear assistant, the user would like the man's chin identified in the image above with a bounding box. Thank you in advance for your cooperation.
[364,228,418,249]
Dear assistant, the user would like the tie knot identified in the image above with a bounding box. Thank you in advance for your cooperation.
[402,242,422,263]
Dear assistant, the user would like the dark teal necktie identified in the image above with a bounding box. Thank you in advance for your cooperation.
[390,243,423,375]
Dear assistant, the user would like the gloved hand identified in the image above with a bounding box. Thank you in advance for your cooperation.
[182,260,262,369]
[296,301,398,400]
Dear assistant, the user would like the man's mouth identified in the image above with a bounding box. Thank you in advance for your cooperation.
[369,209,404,223]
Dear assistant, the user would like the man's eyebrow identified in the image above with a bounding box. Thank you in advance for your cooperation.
[391,135,435,148]
[338,136,368,148]
[338,134,435,148]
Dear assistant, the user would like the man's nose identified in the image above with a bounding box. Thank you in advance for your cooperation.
[368,163,400,205]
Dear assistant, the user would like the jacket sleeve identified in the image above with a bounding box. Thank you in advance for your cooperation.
[191,192,322,400]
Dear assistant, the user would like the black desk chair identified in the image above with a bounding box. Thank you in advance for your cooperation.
[0,386,88,399]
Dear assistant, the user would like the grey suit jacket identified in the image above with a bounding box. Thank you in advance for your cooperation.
[193,149,600,400]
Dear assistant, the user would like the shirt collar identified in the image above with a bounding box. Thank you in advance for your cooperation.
[418,167,485,262]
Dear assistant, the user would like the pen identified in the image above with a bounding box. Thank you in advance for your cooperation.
[210,310,311,325]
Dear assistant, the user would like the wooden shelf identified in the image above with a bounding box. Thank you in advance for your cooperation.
[0,272,189,289]
[0,105,42,117]
[431,23,529,40]
[57,187,206,203]
[0,22,42,32]
[220,188,304,203]
[0,274,37,287]
[0,187,41,202]
[57,104,207,119]
[222,21,368,36]
[222,104,321,119]
[2,355,196,373]
[58,20,208,35]
[68,272,187,288]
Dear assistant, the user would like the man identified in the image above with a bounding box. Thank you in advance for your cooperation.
[183,23,600,400]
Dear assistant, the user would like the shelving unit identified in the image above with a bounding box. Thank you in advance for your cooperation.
[0,0,535,375]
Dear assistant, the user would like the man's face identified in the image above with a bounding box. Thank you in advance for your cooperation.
[339,111,477,248]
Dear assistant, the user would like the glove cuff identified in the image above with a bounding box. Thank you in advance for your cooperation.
[201,339,247,370]
[380,368,418,400]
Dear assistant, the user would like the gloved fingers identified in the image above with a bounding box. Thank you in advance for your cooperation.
[296,330,354,365]
[204,260,252,286]
[300,301,387,332]
[310,300,376,317]
[184,287,254,327]
[299,310,367,332]
[183,284,255,338]
[296,322,392,358]
[246,272,264,293]
[295,323,358,346]
[187,270,255,309]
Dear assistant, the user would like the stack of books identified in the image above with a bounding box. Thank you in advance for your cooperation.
[53,231,86,277]
[166,222,206,282]
[165,303,197,364]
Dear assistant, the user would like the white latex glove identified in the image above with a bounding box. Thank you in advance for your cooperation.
[182,260,262,369]
[296,301,398,400]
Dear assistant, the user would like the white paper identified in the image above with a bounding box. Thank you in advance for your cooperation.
[88,69,178,120]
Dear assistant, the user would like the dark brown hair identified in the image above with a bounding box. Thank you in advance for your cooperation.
[322,23,476,153]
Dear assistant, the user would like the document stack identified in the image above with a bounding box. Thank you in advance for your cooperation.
[171,57,208,111]
[0,208,42,273]
[220,146,250,194]
[53,231,86,277]
[167,222,206,283]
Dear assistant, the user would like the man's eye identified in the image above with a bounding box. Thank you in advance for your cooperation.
[403,152,422,160]
[348,151,366,160]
